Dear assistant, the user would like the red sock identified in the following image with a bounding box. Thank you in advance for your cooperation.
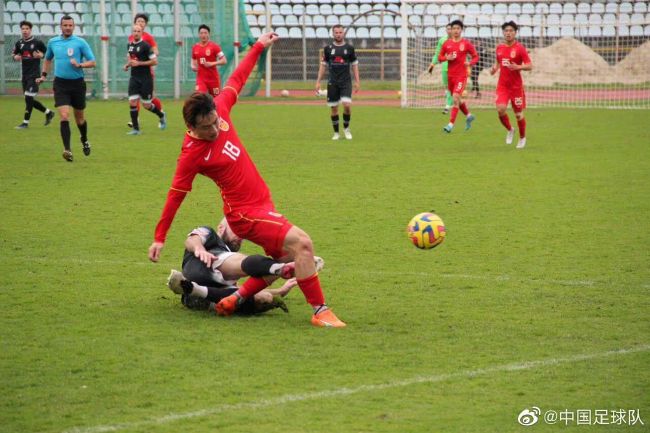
[296,273,325,307]
[499,114,512,130]
[517,118,526,138]
[152,97,163,111]
[450,107,459,124]
[237,277,269,298]
[459,103,469,116]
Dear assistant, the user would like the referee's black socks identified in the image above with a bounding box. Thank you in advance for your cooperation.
[77,121,88,143]
[60,121,71,151]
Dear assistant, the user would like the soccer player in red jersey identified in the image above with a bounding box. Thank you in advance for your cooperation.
[490,21,532,149]
[128,14,166,130]
[148,32,346,328]
[438,20,478,133]
[191,24,227,96]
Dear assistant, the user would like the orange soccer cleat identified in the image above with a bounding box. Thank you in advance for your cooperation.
[215,294,239,316]
[311,309,346,328]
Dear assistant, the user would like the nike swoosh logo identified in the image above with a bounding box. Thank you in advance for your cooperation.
[204,149,212,160]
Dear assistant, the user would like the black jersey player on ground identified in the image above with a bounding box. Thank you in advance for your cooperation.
[166,219,326,316]
[12,21,55,129]
[315,25,360,141]
[123,25,165,135]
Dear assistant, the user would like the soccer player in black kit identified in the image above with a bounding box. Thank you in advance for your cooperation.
[123,25,164,135]
[12,21,55,129]
[315,25,360,140]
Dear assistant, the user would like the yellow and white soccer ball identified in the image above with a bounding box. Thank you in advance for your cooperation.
[407,212,446,249]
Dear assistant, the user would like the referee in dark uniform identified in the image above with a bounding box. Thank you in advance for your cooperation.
[38,15,95,162]
[123,25,165,135]
[315,25,360,141]
[12,20,54,129]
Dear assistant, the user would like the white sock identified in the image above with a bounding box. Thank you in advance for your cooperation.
[191,282,208,299]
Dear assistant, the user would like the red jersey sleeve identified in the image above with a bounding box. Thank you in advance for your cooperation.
[217,41,265,113]
[153,151,199,243]
[466,40,479,66]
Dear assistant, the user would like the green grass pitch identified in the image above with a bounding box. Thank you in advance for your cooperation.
[0,96,648,433]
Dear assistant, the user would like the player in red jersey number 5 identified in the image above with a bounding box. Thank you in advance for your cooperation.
[148,32,346,328]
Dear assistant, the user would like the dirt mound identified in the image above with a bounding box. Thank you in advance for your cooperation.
[613,40,650,83]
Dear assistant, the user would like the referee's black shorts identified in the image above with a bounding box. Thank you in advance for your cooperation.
[53,77,87,109]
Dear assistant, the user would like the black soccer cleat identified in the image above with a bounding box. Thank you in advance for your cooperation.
[44,111,55,126]
[82,140,91,156]
[15,123,28,129]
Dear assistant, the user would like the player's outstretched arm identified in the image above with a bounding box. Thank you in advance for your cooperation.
[220,32,279,109]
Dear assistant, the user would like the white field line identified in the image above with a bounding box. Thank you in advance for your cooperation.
[62,344,650,433]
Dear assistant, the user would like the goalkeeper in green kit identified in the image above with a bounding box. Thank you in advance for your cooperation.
[428,24,453,114]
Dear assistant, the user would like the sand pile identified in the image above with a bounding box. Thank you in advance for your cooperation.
[613,40,650,83]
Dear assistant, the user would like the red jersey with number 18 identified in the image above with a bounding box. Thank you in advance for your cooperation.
[495,42,531,90]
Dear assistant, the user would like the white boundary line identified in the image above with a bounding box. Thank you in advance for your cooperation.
[63,344,650,433]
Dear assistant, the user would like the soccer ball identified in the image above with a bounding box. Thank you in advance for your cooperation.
[280,89,290,97]
[407,212,446,249]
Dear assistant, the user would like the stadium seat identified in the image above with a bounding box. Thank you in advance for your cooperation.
[355,16,366,26]
[359,4,372,14]
[6,1,20,12]
[159,3,171,14]
[340,15,352,26]
[508,4,521,15]
[464,3,481,15]
[618,25,630,36]
[601,25,617,36]
[577,3,590,14]
[275,27,288,37]
[332,4,346,15]
[369,27,381,38]
[326,15,338,26]
[464,15,477,25]
[20,1,34,12]
[305,4,319,15]
[286,15,300,26]
[48,2,61,13]
[453,4,466,15]
[519,26,532,37]
[591,3,605,14]
[535,3,549,14]
[151,26,164,37]
[25,11,39,23]
[630,24,643,35]
[344,27,354,38]
[575,13,589,25]
[589,14,603,25]
[478,27,493,38]
[367,15,381,26]
[619,2,633,13]
[645,24,650,36]
[631,13,645,25]
[479,4,493,14]
[12,12,24,23]
[272,15,285,26]
[423,26,435,37]
[257,15,267,27]
[546,26,560,37]
[356,27,369,38]
[635,3,648,13]
[518,14,532,26]
[605,2,618,13]
[40,24,55,35]
[313,15,326,26]
[386,3,399,13]
[346,4,359,15]
[603,13,617,24]
[250,26,261,37]
[547,14,560,25]
[316,27,330,38]
[246,15,257,26]
[149,13,163,25]
[561,26,573,36]
[465,27,478,37]
[588,25,601,36]
[320,4,332,15]
[549,2,562,14]
[288,27,301,38]
[494,3,507,14]
[437,15,450,26]
[441,4,453,15]
[521,3,535,15]
[428,4,441,14]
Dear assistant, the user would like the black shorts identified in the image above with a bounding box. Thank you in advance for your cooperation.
[53,77,86,109]
[128,75,154,102]
[22,76,40,96]
[327,80,352,106]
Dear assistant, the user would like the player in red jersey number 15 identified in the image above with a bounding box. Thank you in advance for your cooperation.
[148,32,346,328]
